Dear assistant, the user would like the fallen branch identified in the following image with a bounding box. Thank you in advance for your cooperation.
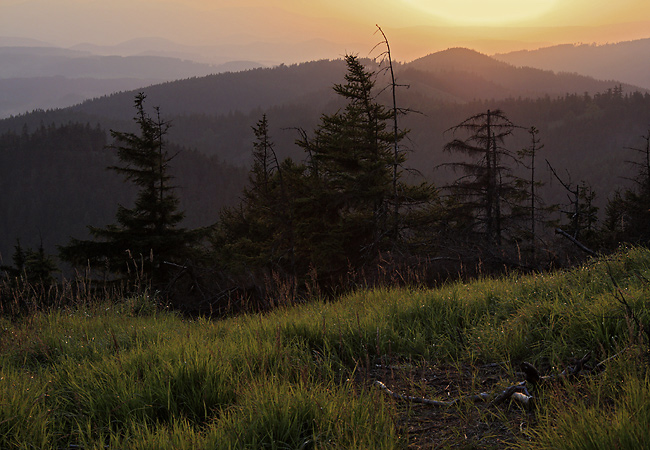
[374,352,622,411]
[492,383,535,408]
[373,380,491,406]
[374,380,534,409]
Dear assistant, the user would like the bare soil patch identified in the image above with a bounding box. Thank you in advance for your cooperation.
[361,361,537,449]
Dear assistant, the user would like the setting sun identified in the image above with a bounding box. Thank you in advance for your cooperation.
[401,0,559,25]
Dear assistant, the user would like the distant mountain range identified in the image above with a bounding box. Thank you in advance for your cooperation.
[1,46,645,163]
[2,43,650,260]
[494,38,650,90]
[402,47,642,100]
[3,35,650,119]
[67,36,352,68]
[0,46,262,79]
[0,43,263,118]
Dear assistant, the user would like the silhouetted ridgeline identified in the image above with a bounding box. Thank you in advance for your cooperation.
[494,38,650,90]
[0,45,265,118]
[1,49,649,263]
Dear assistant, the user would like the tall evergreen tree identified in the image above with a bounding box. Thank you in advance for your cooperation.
[442,109,526,247]
[1,239,57,287]
[214,56,436,295]
[60,93,200,284]
[514,127,558,262]
[214,115,295,274]
[296,54,405,275]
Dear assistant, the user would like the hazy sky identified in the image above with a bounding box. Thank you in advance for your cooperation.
[3,0,650,60]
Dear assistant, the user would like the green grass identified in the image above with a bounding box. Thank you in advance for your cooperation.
[1,247,649,448]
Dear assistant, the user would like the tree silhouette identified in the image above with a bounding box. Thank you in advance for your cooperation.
[60,93,201,285]
[1,239,57,286]
[296,54,405,275]
[514,127,558,262]
[214,115,296,276]
[442,109,525,247]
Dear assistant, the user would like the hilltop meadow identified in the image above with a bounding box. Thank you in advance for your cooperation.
[2,41,650,449]
[1,246,649,449]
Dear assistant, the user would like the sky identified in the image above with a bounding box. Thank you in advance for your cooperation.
[3,0,650,62]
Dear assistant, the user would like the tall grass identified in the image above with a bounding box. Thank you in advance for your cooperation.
[1,247,649,448]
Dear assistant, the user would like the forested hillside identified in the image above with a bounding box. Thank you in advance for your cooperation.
[494,38,650,90]
[2,48,649,276]
[0,45,264,118]
[0,123,246,261]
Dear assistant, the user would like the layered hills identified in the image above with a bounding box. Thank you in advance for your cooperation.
[1,46,648,261]
[0,45,262,118]
[494,38,650,90]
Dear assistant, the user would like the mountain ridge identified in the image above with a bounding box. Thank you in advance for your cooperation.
[2,46,649,263]
[0,45,265,118]
[403,47,645,100]
[494,38,650,90]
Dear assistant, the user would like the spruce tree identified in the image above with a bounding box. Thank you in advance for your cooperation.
[60,93,199,284]
[214,56,436,293]
[1,239,57,287]
[296,55,403,274]
[547,162,599,245]
[214,115,294,273]
[442,109,526,247]
[514,127,558,262]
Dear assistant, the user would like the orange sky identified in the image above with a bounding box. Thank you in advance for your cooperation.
[3,0,650,61]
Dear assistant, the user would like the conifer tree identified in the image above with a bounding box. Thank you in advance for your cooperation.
[214,56,436,293]
[60,93,199,284]
[296,55,405,272]
[442,109,526,247]
[514,127,558,261]
[1,239,57,286]
[214,115,294,273]
[546,161,599,244]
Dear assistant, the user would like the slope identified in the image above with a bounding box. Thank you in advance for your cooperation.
[494,38,650,90]
[1,247,649,448]
[1,49,648,261]
[0,45,263,118]
[404,47,643,99]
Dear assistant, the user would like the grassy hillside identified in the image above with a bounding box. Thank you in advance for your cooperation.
[1,247,649,448]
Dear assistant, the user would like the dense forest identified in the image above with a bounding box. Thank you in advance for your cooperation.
[0,122,246,262]
[2,49,650,313]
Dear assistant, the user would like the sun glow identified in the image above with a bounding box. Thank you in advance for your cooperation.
[401,0,560,25]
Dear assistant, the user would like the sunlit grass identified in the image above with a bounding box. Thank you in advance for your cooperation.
[1,247,649,448]
[525,353,650,449]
